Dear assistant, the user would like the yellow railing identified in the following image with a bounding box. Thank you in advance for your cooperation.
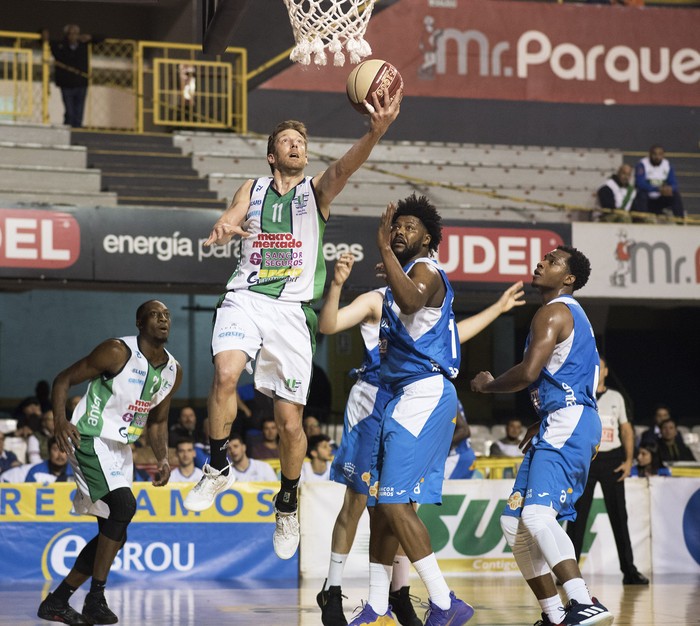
[0,31,246,133]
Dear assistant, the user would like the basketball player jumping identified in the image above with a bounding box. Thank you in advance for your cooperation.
[471,246,614,626]
[183,87,402,563]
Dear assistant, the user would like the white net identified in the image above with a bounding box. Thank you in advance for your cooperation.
[283,0,376,67]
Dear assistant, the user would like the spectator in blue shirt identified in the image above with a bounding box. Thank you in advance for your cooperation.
[0,432,20,475]
[25,437,74,483]
[633,145,684,222]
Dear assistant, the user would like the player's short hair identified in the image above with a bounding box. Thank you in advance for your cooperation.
[307,433,330,457]
[267,120,308,173]
[557,245,591,291]
[394,194,443,254]
[136,299,161,321]
[228,433,245,445]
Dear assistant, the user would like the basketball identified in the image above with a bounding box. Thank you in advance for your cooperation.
[346,59,403,114]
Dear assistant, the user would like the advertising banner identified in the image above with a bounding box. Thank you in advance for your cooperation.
[649,476,700,574]
[262,0,700,107]
[299,479,653,578]
[0,482,296,581]
[1,205,573,296]
[571,222,700,300]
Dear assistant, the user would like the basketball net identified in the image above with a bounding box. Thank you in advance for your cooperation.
[283,0,376,67]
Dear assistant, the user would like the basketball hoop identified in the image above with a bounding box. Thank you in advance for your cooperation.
[283,0,376,67]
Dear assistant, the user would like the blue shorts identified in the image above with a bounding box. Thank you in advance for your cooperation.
[444,440,477,479]
[371,375,457,505]
[502,405,602,522]
[330,379,390,495]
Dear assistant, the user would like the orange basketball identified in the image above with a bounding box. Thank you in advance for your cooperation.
[346,59,403,115]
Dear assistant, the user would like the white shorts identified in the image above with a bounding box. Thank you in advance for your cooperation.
[211,290,316,404]
[69,436,133,519]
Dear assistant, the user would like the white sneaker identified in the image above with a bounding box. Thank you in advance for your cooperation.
[183,463,236,512]
[273,509,300,560]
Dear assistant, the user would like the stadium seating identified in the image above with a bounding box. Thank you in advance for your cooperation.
[0,122,117,208]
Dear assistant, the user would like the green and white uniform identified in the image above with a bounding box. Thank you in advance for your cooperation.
[212,176,326,404]
[69,336,178,516]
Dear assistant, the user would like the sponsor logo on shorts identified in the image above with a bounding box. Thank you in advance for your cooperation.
[379,486,394,498]
[128,378,145,385]
[396,489,406,496]
[369,481,379,497]
[132,368,146,376]
[218,323,245,340]
[284,378,302,392]
[361,471,371,486]
[506,492,524,511]
[413,478,424,495]
[111,470,123,477]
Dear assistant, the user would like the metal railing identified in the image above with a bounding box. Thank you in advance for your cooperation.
[0,31,246,133]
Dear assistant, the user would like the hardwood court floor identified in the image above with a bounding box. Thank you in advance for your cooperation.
[1,574,697,625]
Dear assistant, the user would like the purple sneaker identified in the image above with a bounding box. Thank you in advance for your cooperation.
[424,592,474,626]
[348,602,397,626]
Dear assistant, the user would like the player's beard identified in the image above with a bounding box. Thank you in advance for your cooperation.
[393,239,422,266]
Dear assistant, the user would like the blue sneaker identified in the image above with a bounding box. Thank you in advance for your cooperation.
[424,592,474,626]
[348,602,397,626]
[562,598,614,626]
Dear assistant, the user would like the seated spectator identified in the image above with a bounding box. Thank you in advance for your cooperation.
[35,410,56,460]
[170,438,204,483]
[630,442,671,477]
[168,406,200,448]
[248,417,280,460]
[34,379,52,413]
[227,433,277,481]
[25,437,74,483]
[444,402,482,479]
[0,432,20,475]
[300,434,333,483]
[490,418,525,457]
[193,417,211,469]
[640,404,683,447]
[657,418,696,463]
[304,414,338,452]
[596,164,635,223]
[14,414,42,464]
[633,144,684,222]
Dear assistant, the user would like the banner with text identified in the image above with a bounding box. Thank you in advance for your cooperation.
[261,0,699,107]
[299,479,652,577]
[0,482,295,581]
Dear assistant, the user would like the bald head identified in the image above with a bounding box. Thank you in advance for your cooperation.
[617,164,633,187]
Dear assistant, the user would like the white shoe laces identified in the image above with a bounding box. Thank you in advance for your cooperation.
[275,511,299,538]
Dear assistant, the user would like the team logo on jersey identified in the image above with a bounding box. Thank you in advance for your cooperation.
[506,491,524,511]
[293,192,309,215]
[122,412,134,423]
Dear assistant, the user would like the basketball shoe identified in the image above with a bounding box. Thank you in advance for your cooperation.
[388,586,422,626]
[183,463,235,512]
[562,598,614,626]
[82,591,118,625]
[37,592,88,625]
[348,603,397,626]
[534,612,561,626]
[273,506,300,559]
[423,591,474,626]
[317,579,348,626]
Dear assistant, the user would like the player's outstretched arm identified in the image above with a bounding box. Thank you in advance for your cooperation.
[457,281,525,344]
[319,253,383,334]
[148,363,183,487]
[204,179,254,246]
[314,87,402,214]
[51,339,129,452]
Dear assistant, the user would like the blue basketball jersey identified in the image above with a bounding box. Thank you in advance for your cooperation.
[527,295,599,418]
[380,257,460,387]
[349,288,386,388]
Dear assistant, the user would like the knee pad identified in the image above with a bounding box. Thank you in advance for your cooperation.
[521,504,575,569]
[503,514,550,581]
[100,488,136,542]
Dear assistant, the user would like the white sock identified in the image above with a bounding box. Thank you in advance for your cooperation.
[367,562,392,615]
[563,578,592,606]
[326,552,348,588]
[540,594,566,624]
[412,554,451,610]
[390,555,410,592]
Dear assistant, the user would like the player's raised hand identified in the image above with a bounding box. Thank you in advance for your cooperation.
[368,83,402,133]
[333,253,356,286]
[497,281,526,313]
[377,202,396,252]
[204,221,249,246]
